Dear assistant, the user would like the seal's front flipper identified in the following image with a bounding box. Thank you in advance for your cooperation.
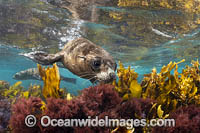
[20,51,64,65]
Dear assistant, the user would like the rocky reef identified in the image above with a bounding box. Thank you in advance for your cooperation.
[0,60,199,132]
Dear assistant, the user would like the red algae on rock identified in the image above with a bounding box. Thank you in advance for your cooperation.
[79,84,122,117]
[0,97,11,132]
[9,97,43,133]
[8,60,200,132]
[9,84,123,132]
[152,105,200,133]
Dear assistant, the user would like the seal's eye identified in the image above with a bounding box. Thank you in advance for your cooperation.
[92,60,101,68]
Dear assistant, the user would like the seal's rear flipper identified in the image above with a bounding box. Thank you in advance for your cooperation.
[20,51,64,65]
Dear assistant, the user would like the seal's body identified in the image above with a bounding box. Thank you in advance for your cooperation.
[13,68,76,84]
[23,38,117,83]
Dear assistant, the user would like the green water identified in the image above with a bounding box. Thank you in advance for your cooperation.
[0,0,199,94]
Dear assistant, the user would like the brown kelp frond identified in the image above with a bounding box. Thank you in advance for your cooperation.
[21,84,42,98]
[113,61,142,100]
[0,81,24,104]
[0,81,23,99]
[0,81,44,104]
[37,63,72,99]
[38,63,61,99]
[141,59,200,113]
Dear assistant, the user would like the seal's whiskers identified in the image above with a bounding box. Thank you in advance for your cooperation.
[81,76,97,86]
[79,73,95,78]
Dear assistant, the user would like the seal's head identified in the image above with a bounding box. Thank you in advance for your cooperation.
[87,55,117,83]
[62,38,117,84]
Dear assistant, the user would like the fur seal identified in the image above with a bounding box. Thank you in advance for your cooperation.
[22,38,117,83]
[13,68,76,84]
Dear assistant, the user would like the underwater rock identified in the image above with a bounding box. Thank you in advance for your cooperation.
[47,0,116,22]
[115,98,154,119]
[9,84,122,132]
[9,97,43,133]
[79,84,122,117]
[76,84,122,132]
[152,105,200,133]
[114,98,154,133]
[39,98,88,132]
[0,98,11,132]
[0,80,10,90]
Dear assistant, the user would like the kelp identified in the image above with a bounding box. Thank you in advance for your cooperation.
[38,63,72,100]
[38,63,62,99]
[113,59,200,113]
[21,85,43,99]
[0,81,44,103]
[0,81,23,103]
[0,63,73,103]
[0,81,9,90]
[141,59,200,113]
[3,60,200,132]
[113,61,142,100]
[112,59,200,132]
[114,59,200,114]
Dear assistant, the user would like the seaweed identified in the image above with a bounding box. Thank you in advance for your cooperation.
[152,105,200,133]
[6,60,200,132]
[9,97,43,133]
[0,97,11,132]
[38,63,62,99]
[113,61,142,100]
[141,59,200,113]
[0,81,24,104]
[37,63,72,100]
[0,80,9,90]
[79,84,122,117]
[9,85,123,133]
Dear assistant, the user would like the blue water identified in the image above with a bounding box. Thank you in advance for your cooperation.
[0,44,92,95]
[0,43,190,95]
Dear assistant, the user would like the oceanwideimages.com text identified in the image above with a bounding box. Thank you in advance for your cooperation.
[25,115,175,129]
